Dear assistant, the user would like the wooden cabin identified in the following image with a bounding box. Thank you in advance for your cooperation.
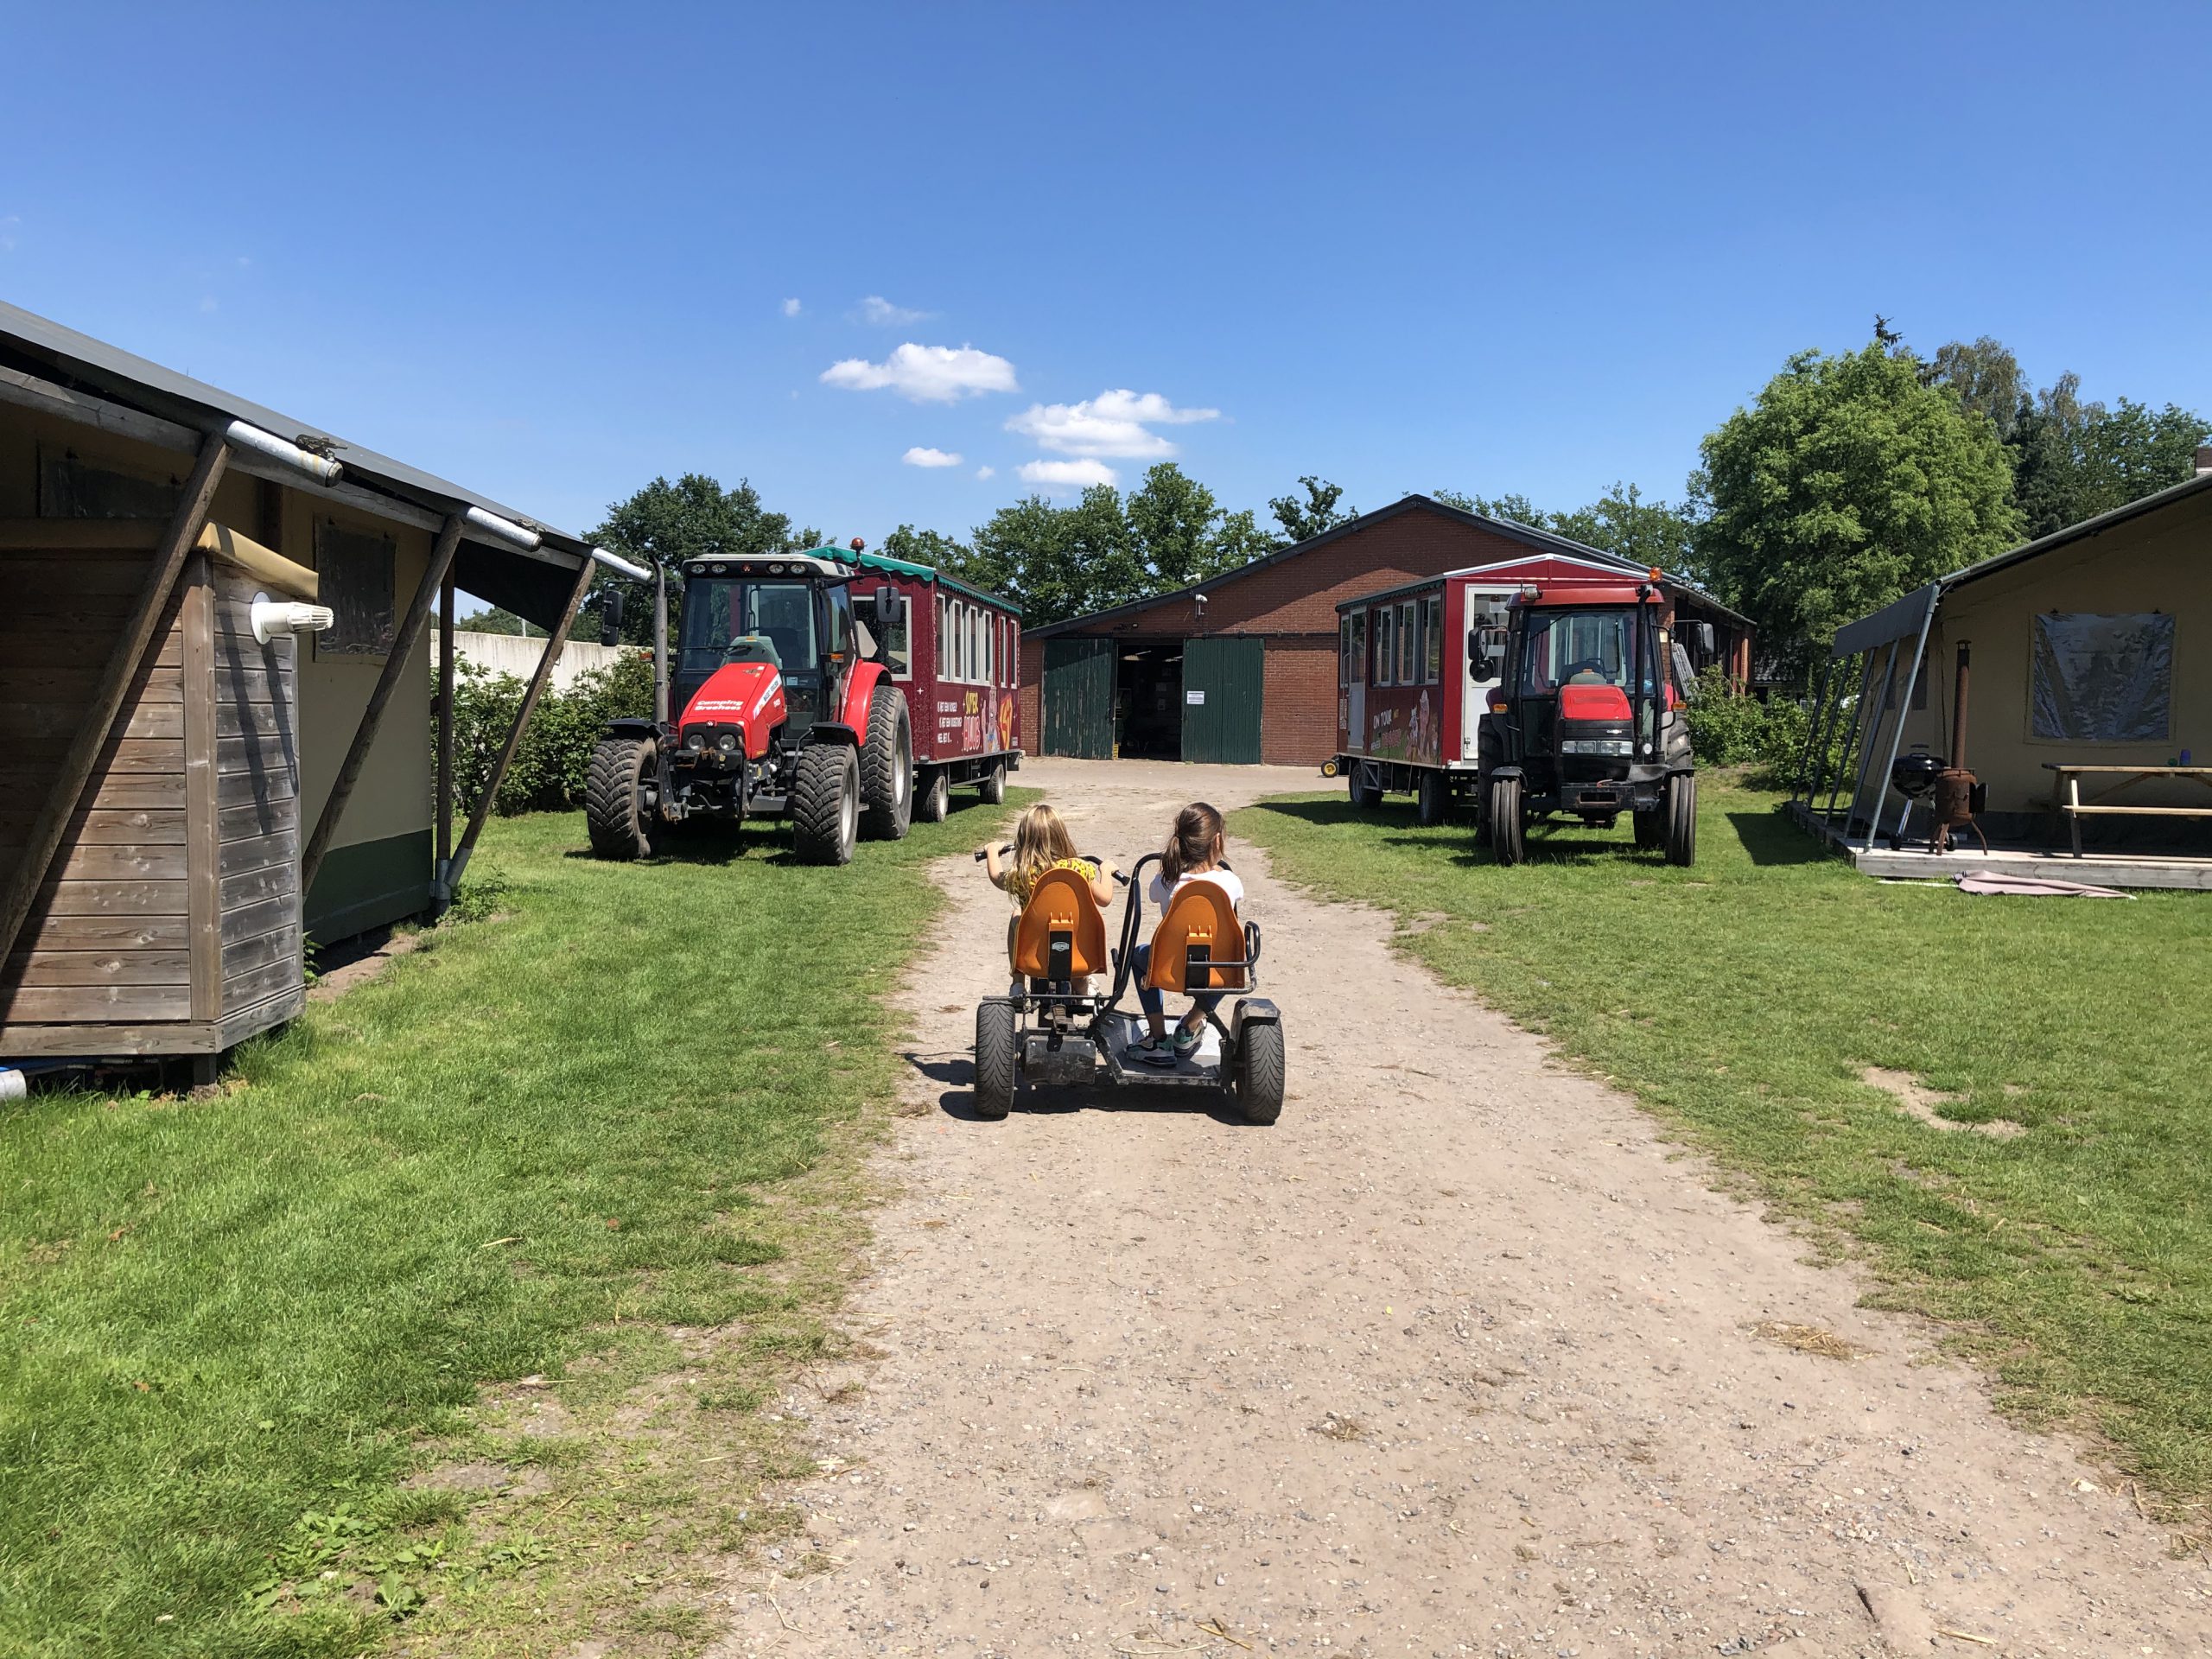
[0,301,621,1070]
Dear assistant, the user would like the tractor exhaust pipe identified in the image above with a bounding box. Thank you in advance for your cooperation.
[652,564,669,728]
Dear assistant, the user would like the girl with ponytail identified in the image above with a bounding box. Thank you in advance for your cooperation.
[1131,802,1243,1067]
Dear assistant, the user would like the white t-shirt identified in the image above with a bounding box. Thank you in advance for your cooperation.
[1147,866,1244,922]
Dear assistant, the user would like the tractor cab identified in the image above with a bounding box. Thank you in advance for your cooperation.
[673,554,868,744]
[1473,575,1705,866]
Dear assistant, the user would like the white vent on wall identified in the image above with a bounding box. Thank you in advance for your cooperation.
[251,593,336,645]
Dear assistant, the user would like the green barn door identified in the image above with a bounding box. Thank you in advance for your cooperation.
[1181,636,1264,764]
[1041,637,1116,758]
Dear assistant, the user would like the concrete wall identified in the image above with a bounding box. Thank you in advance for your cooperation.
[1866,486,2212,825]
[430,630,633,693]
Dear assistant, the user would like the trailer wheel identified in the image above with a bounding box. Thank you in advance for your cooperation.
[1415,770,1449,827]
[1632,807,1663,850]
[1663,772,1698,867]
[973,1001,1017,1120]
[915,766,950,823]
[1233,1018,1285,1126]
[585,736,658,861]
[978,760,1007,805]
[859,685,912,842]
[1487,775,1525,866]
[1347,763,1382,810]
[791,744,859,865]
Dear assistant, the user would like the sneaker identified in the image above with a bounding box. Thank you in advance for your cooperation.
[1130,1033,1177,1068]
[1172,1024,1205,1060]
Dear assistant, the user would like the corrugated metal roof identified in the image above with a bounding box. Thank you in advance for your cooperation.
[0,299,588,557]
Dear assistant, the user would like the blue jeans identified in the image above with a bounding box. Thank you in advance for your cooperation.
[1133,944,1225,1023]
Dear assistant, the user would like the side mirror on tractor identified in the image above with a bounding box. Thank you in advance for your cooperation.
[1692,620,1716,658]
[874,584,899,631]
[598,588,626,647]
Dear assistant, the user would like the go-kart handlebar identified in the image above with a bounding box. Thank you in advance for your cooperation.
[974,844,1127,884]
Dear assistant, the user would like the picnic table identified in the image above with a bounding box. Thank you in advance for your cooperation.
[2045,763,2212,856]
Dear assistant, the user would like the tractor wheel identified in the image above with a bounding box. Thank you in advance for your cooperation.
[1632,806,1663,850]
[1664,772,1698,867]
[973,1001,1017,1120]
[1487,775,1525,866]
[1415,770,1449,827]
[791,744,859,866]
[1233,1017,1285,1126]
[585,736,658,861]
[859,685,912,842]
[914,766,950,824]
[979,760,1007,805]
[1347,763,1382,810]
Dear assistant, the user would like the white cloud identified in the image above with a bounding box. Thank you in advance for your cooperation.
[820,342,1018,403]
[858,295,930,326]
[1004,389,1220,460]
[902,446,963,468]
[976,465,996,480]
[1020,458,1118,490]
[782,297,803,317]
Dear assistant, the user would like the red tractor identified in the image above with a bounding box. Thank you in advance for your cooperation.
[1474,576,1707,866]
[585,543,912,865]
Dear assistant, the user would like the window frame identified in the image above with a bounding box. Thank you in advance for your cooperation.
[1422,594,1444,683]
[1396,600,1418,684]
[885,593,914,682]
[1374,606,1395,687]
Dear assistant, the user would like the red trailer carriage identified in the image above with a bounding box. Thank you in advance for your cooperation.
[845,549,1022,822]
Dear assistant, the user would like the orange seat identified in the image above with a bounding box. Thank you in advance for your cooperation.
[1011,867,1108,981]
[1145,879,1246,994]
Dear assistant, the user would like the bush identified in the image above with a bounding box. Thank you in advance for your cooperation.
[1682,666,1834,787]
[447,649,654,817]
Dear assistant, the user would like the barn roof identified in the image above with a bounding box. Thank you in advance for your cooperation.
[1027,492,1745,636]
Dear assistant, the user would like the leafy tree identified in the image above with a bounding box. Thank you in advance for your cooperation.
[2011,379,2209,539]
[1267,476,1355,546]
[966,492,1137,626]
[880,523,976,579]
[1434,484,1697,573]
[454,605,533,637]
[1433,489,1545,528]
[1926,335,2027,441]
[1691,340,2022,684]
[1125,462,1274,588]
[582,474,819,643]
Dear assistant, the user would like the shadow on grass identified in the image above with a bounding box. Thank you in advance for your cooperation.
[1727,806,1832,867]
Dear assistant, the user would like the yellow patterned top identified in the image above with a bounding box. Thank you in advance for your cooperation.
[1006,857,1100,909]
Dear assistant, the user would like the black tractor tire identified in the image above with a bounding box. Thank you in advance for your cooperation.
[973,1001,1017,1120]
[914,766,950,824]
[1488,774,1526,866]
[979,760,1007,805]
[859,685,913,842]
[585,736,658,861]
[791,744,860,866]
[1347,764,1382,810]
[1632,806,1663,850]
[1415,769,1449,827]
[1233,1017,1285,1126]
[1664,772,1698,867]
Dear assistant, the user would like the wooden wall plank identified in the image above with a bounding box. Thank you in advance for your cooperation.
[219,923,297,981]
[24,914,188,950]
[0,1019,221,1057]
[1,844,187,881]
[221,827,297,879]
[183,553,219,1022]
[0,983,192,1021]
[219,956,299,1010]
[219,866,291,912]
[0,633,181,671]
[0,703,183,742]
[218,893,293,941]
[84,739,185,775]
[218,798,291,844]
[29,880,188,918]
[0,771,187,811]
[3,948,190,988]
[222,982,302,1046]
[0,556,158,595]
[0,808,186,846]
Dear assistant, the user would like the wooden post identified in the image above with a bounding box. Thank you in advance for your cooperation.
[445,550,595,893]
[300,512,465,898]
[181,553,220,1021]
[434,568,456,908]
[0,433,227,970]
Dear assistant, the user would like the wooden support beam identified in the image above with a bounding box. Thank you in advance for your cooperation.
[301,513,466,899]
[445,547,597,893]
[435,569,456,907]
[0,433,228,970]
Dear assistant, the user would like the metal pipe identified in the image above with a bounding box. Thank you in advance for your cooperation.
[1950,641,1972,770]
[222,419,343,483]
[593,546,652,582]
[652,563,669,728]
[464,504,542,550]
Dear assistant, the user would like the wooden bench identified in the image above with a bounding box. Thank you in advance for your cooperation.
[2045,764,2212,857]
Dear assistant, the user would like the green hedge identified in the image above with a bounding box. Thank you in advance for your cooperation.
[447,649,654,817]
[1681,666,1834,785]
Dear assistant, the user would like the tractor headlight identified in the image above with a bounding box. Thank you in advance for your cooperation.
[683,730,706,752]
[716,732,739,753]
[1560,739,1632,756]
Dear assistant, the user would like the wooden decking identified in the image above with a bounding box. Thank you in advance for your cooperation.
[1790,803,2212,891]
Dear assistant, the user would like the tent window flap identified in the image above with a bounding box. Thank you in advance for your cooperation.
[2030,613,2173,742]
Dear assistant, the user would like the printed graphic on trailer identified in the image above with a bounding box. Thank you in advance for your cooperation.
[1367,690,1439,764]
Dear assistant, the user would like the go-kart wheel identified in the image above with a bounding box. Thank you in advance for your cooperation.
[979,760,1007,805]
[1233,1018,1284,1126]
[1664,772,1698,867]
[1415,769,1449,827]
[859,684,912,842]
[973,1001,1017,1120]
[585,735,658,861]
[914,766,950,824]
[1488,774,1525,866]
[791,743,860,865]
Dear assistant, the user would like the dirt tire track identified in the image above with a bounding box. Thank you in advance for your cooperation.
[702,760,2212,1658]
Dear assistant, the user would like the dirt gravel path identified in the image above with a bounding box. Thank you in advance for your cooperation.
[703,760,2212,1658]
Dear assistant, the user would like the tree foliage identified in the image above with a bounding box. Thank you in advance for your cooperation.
[1433,483,1698,573]
[582,474,820,644]
[2009,380,2209,540]
[1267,476,1356,546]
[1691,340,2022,683]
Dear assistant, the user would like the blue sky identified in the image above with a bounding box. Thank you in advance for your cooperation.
[3,2,2207,553]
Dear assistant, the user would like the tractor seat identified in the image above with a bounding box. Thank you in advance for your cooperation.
[1011,868,1109,985]
[1146,878,1249,995]
[724,633,782,668]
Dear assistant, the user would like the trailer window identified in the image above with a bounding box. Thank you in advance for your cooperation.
[1423,596,1444,683]
[882,594,912,679]
[1397,601,1418,683]
[1374,607,1395,685]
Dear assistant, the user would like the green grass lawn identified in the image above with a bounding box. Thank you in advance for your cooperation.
[1236,779,2212,1504]
[0,796,1019,1658]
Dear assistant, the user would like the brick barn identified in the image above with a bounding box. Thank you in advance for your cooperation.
[1018,493,1752,766]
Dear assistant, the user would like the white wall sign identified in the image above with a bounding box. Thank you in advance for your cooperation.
[1186,690,1206,705]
